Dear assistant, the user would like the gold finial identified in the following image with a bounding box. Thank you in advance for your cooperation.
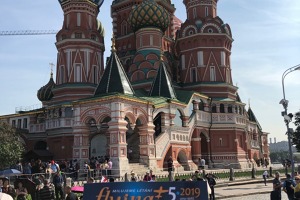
[111,34,116,52]
[49,63,55,78]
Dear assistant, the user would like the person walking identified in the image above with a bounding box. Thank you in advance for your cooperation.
[283,174,296,200]
[271,171,282,200]
[53,171,64,200]
[262,170,269,186]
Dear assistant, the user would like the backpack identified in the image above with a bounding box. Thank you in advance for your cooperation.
[285,180,294,196]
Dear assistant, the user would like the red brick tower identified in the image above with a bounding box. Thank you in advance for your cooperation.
[50,0,105,104]
[177,0,235,99]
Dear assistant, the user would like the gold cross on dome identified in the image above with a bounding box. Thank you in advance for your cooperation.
[49,63,55,78]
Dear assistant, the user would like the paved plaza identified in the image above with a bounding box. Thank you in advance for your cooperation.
[215,181,289,199]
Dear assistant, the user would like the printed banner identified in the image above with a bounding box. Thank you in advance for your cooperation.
[83,181,208,200]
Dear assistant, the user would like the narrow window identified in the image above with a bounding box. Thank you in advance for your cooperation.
[140,36,143,47]
[205,7,209,17]
[17,119,22,128]
[12,120,16,127]
[193,7,197,19]
[197,51,203,66]
[77,13,81,26]
[219,138,223,146]
[220,104,225,113]
[23,118,28,129]
[150,35,153,46]
[181,55,185,70]
[221,51,226,66]
[210,66,216,81]
[75,64,82,82]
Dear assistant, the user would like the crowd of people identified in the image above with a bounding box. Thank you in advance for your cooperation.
[271,171,300,200]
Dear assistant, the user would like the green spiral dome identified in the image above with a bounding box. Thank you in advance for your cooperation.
[129,0,170,32]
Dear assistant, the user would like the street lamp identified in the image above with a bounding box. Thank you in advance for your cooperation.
[280,64,300,179]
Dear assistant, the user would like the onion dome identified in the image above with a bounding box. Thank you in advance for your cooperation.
[37,73,56,102]
[128,0,170,32]
[97,20,105,37]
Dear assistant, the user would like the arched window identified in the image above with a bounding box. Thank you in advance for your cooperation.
[121,21,128,35]
[212,104,217,113]
[220,104,225,113]
[228,105,232,113]
[199,100,204,111]
[60,66,65,84]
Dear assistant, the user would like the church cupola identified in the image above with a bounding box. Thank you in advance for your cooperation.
[52,0,105,103]
[37,71,56,103]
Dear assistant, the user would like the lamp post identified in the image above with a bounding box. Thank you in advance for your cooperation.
[280,64,300,179]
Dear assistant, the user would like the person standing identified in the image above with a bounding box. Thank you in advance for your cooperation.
[16,182,28,200]
[271,171,282,200]
[53,171,64,200]
[107,159,113,178]
[283,174,296,200]
[64,186,78,200]
[205,173,216,200]
[167,156,173,172]
[262,170,269,186]
[37,179,55,200]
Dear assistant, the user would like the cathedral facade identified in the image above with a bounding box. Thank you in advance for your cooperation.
[0,0,269,175]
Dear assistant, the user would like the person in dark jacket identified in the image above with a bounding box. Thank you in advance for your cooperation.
[65,186,78,200]
[37,179,55,200]
[53,171,64,200]
[205,173,216,200]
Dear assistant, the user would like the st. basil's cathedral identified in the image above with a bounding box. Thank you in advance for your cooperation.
[0,0,269,175]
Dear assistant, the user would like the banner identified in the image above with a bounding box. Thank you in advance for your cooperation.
[84,181,208,200]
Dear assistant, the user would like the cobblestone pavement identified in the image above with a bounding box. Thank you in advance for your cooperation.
[221,193,289,200]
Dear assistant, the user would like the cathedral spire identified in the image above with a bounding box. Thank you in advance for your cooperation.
[94,36,134,96]
[149,60,176,99]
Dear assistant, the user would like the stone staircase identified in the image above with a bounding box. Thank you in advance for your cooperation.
[127,163,150,175]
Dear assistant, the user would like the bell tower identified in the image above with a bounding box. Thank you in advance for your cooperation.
[51,0,105,103]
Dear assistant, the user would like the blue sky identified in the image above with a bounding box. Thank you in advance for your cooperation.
[0,0,300,142]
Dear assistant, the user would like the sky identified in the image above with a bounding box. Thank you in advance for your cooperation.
[0,0,300,143]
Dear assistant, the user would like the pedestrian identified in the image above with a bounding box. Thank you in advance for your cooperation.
[294,176,300,199]
[1,178,16,198]
[283,174,296,200]
[37,179,55,200]
[0,179,2,193]
[53,171,64,200]
[130,171,137,182]
[16,182,28,200]
[128,146,133,161]
[143,171,151,182]
[167,156,173,172]
[262,170,269,186]
[205,173,216,200]
[271,171,282,200]
[107,159,113,178]
[65,186,78,200]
